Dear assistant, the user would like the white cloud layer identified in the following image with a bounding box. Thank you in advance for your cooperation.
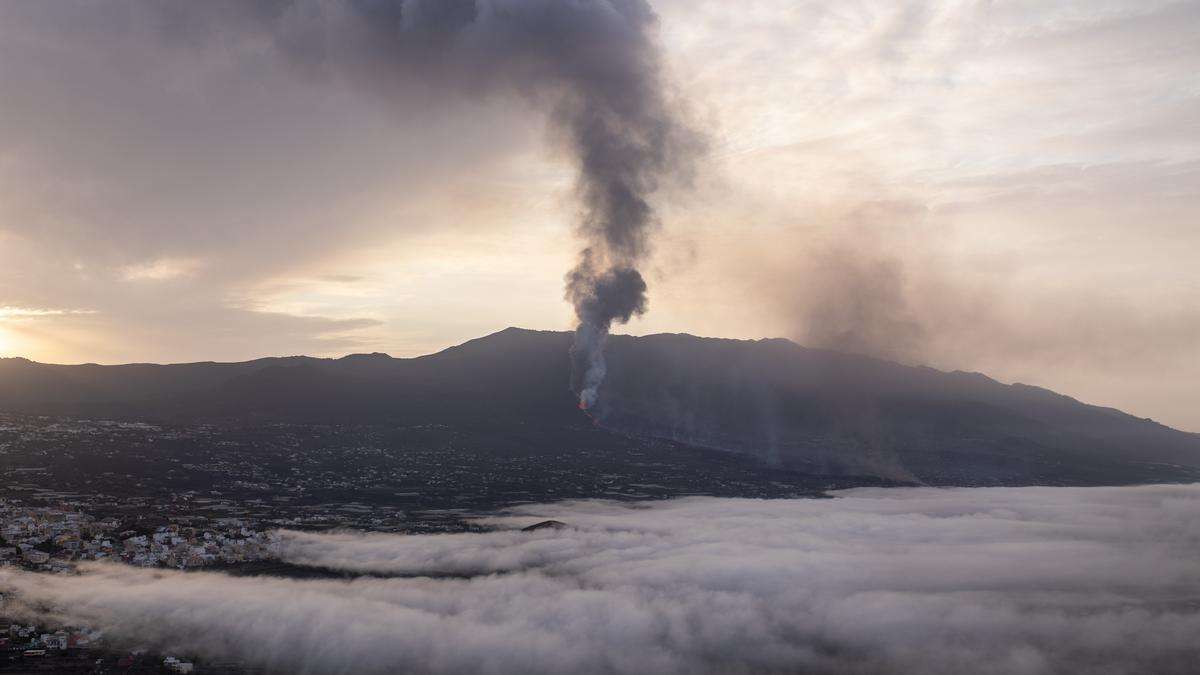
[4,485,1200,674]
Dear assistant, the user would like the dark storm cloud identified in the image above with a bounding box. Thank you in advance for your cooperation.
[4,486,1200,674]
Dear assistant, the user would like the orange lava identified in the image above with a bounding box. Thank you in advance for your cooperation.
[578,399,598,425]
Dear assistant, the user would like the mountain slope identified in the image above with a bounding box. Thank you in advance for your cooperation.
[597,333,1199,484]
[1,327,1197,486]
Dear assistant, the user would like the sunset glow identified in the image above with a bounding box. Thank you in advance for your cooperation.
[1,5,1198,674]
[0,0,1197,428]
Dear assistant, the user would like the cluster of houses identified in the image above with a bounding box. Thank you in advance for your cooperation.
[1,622,102,662]
[0,501,267,671]
[0,499,273,571]
[2,624,197,672]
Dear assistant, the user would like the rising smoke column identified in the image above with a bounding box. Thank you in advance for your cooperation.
[322,0,698,413]
[566,259,649,410]
[554,8,697,411]
[166,0,699,412]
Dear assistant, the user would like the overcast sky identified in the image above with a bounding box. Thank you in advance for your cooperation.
[0,1,1197,430]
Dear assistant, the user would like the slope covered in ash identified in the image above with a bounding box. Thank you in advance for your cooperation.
[1,328,1197,486]
[596,334,1200,485]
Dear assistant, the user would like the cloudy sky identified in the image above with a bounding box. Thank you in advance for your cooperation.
[0,1,1197,429]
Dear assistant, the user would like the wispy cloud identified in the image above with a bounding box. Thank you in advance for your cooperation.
[0,306,96,319]
[121,257,205,282]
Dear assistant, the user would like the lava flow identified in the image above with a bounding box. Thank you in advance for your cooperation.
[578,399,598,426]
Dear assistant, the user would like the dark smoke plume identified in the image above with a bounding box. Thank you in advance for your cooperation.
[149,0,700,411]
[566,254,649,409]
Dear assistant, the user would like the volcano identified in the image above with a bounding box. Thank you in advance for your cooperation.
[1,327,1197,487]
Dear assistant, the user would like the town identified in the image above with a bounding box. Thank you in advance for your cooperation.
[0,500,272,572]
[0,411,882,672]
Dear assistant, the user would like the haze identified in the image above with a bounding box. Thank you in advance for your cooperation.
[0,0,1197,430]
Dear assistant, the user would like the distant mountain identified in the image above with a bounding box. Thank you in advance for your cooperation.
[2,327,1197,486]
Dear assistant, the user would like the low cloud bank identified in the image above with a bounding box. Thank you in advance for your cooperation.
[4,485,1200,674]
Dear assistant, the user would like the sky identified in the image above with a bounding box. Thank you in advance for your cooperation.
[0,1,1197,430]
[5,485,1200,674]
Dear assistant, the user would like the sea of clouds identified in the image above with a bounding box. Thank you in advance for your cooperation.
[3,484,1200,674]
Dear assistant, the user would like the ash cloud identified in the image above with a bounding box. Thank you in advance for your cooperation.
[141,0,700,408]
[566,258,650,409]
[0,0,699,386]
[5,485,1200,674]
[792,241,929,365]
